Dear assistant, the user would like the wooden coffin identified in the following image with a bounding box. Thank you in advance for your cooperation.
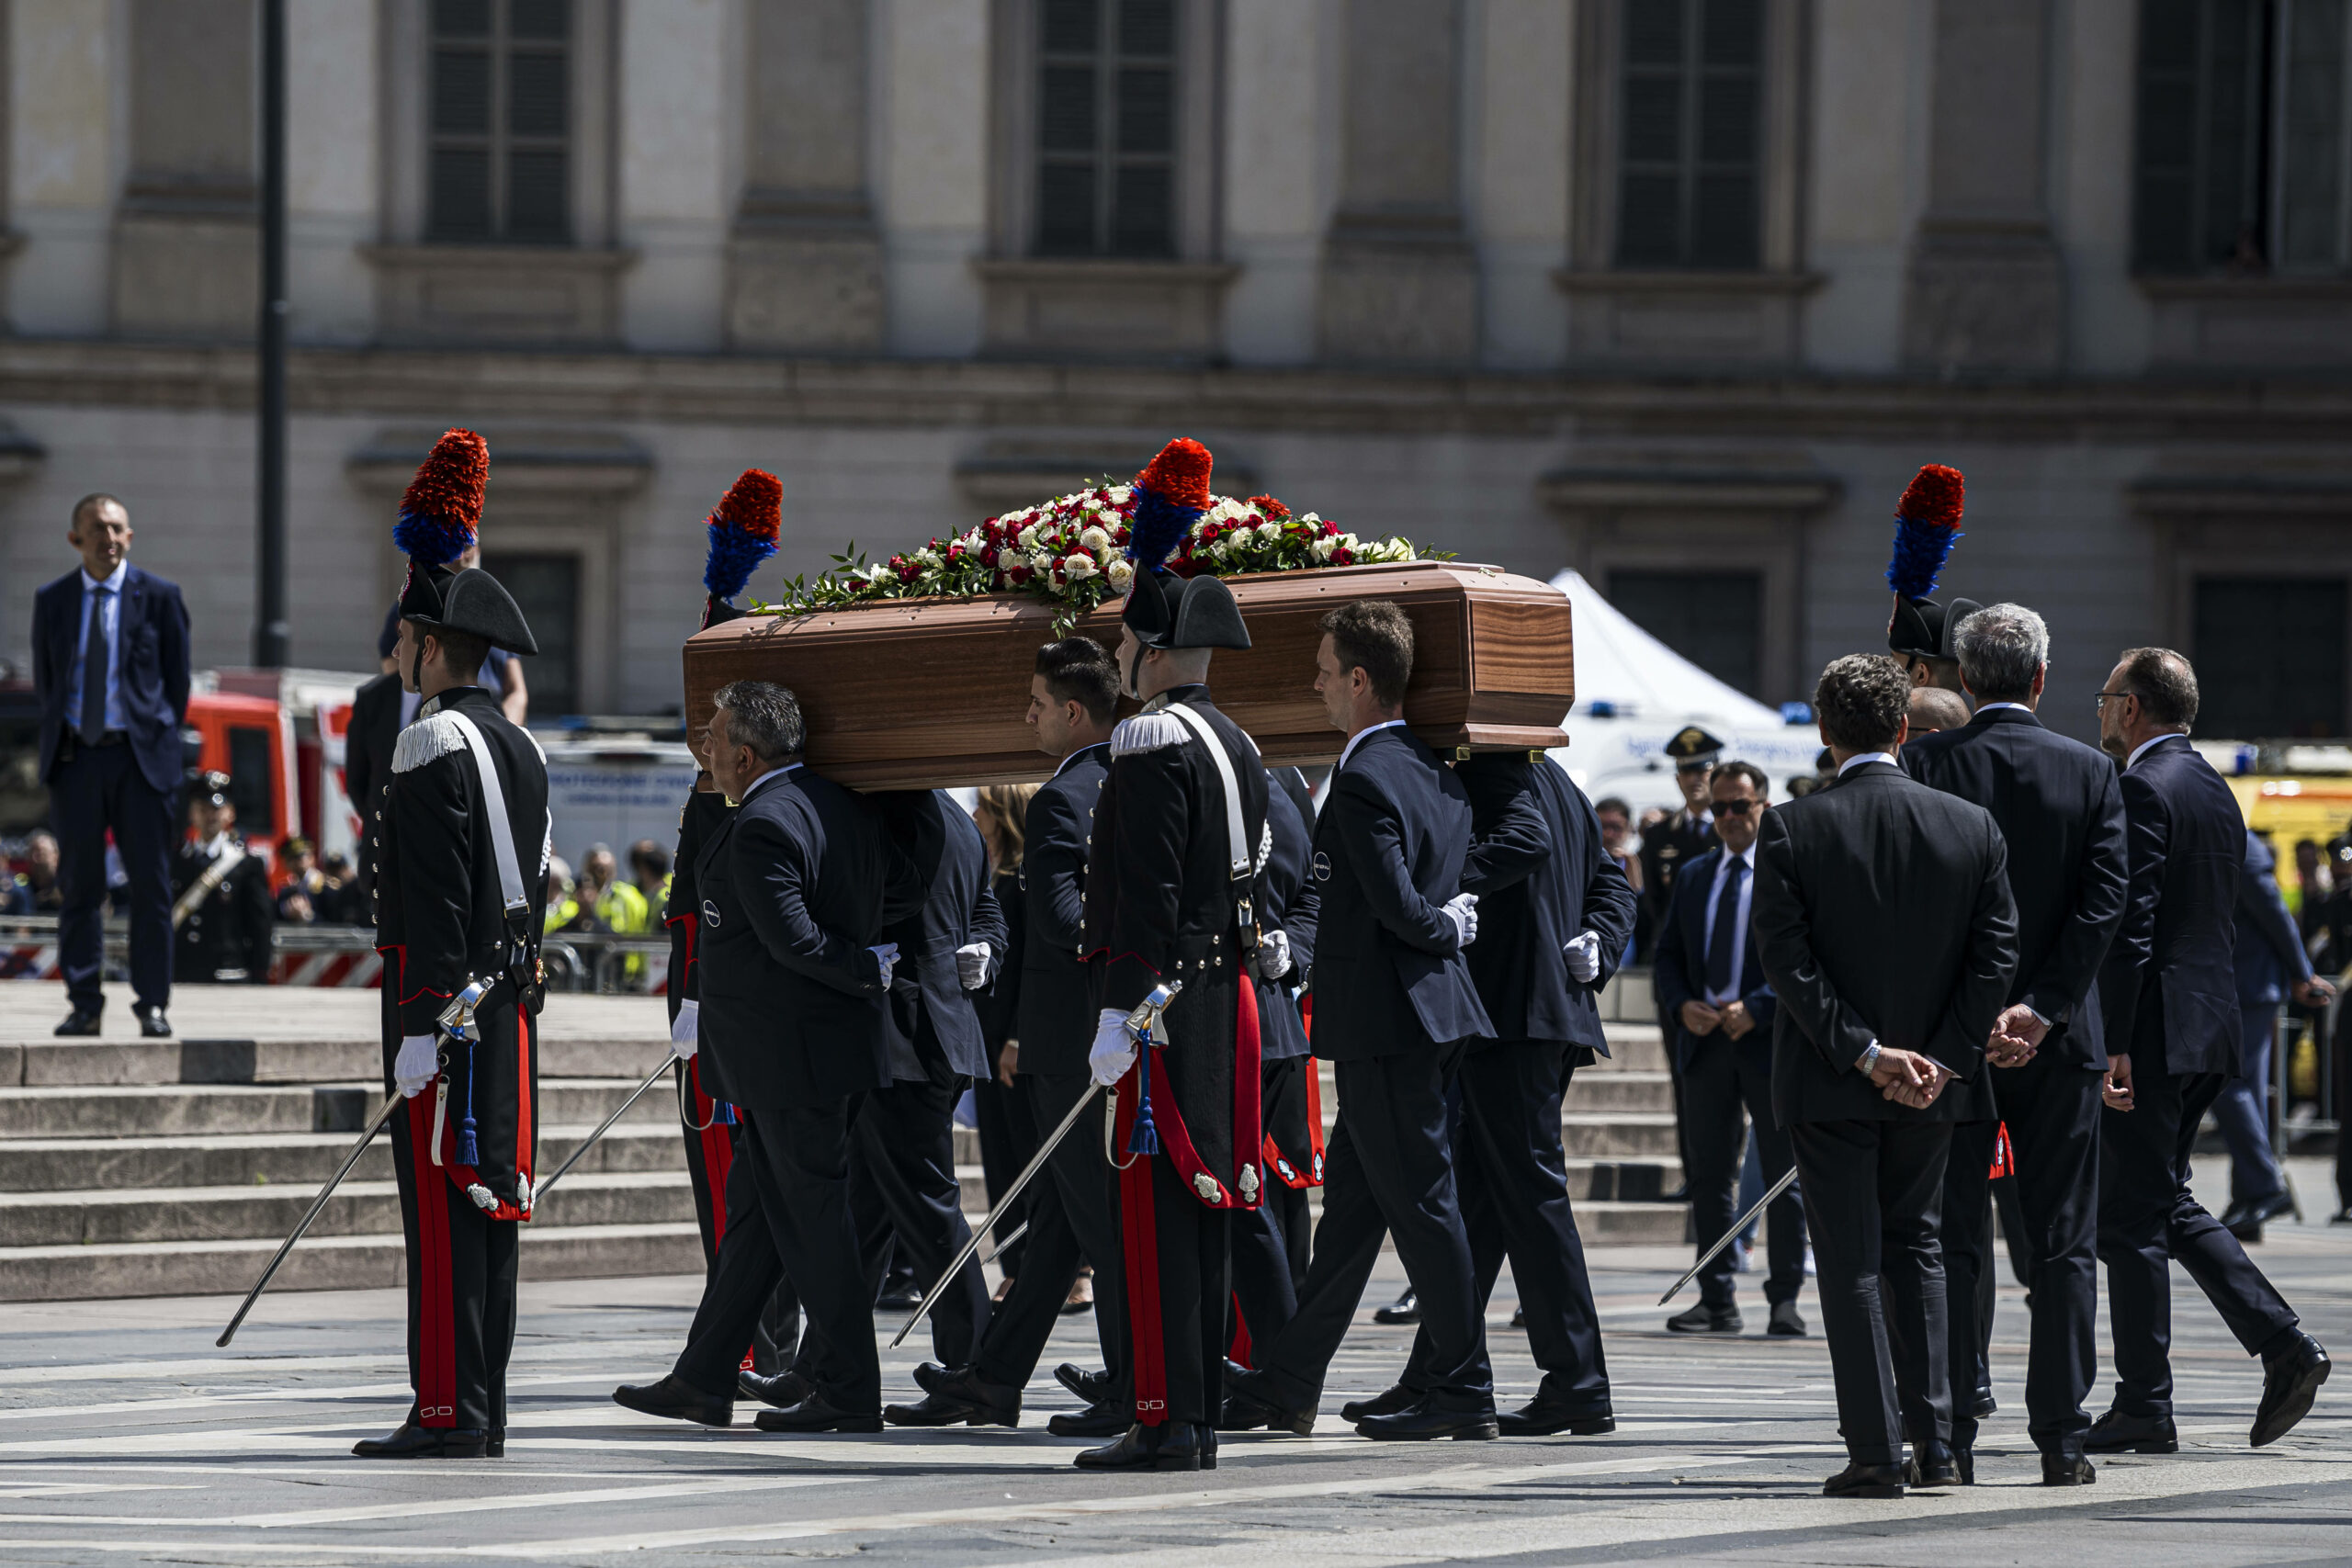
[681,561,1574,790]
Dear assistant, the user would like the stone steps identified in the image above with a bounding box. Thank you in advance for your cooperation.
[0,1077,677,1140]
[4,1034,673,1088]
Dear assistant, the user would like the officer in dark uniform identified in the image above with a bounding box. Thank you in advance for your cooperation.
[357,428,550,1461]
[1889,594,1983,696]
[1072,438,1270,1473]
[1643,726,1719,1192]
[170,771,274,984]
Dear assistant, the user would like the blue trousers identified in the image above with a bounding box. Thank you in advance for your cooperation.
[2214,1005,2286,1206]
[51,740,174,1013]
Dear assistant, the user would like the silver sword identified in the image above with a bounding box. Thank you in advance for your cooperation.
[1656,1165,1800,1307]
[533,1056,672,1207]
[218,1094,402,1347]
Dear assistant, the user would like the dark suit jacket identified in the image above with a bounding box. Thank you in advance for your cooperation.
[1902,705,2129,1100]
[1755,760,2018,1125]
[345,672,405,921]
[1018,742,1108,1077]
[32,564,191,795]
[2098,734,2245,1077]
[1255,767,1320,1061]
[694,765,915,1108]
[2235,830,2312,1010]
[1458,753,1637,1053]
[1653,843,1778,1071]
[1306,725,1492,1059]
[874,789,1008,1083]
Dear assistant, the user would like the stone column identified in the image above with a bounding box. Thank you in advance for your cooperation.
[1316,0,1478,365]
[728,0,886,351]
[1901,0,2066,373]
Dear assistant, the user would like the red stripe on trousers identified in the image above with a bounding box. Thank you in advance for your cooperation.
[1116,1073,1169,1426]
[405,1091,458,1427]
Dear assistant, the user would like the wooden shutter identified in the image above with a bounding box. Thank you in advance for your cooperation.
[1035,0,1177,257]
[427,0,570,244]
[1615,0,1760,269]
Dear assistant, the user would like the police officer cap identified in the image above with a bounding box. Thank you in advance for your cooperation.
[1888,595,1982,662]
[400,565,539,657]
[1122,570,1251,651]
[1664,726,1724,771]
[188,769,232,808]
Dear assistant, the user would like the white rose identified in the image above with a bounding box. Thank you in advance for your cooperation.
[1311,536,1337,562]
[1257,521,1283,542]
[1107,558,1135,589]
[996,547,1020,570]
[1064,553,1098,580]
[1079,525,1110,553]
[1018,525,1039,549]
[1107,486,1132,504]
[1030,550,1056,576]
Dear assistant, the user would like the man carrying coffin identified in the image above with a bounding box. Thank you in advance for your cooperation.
[1074,438,1271,1474]
[357,429,551,1461]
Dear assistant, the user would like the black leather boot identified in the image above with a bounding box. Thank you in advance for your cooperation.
[353,1422,488,1459]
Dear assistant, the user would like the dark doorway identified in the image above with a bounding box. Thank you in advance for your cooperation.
[2193,576,2346,738]
[1609,570,1764,697]
[480,551,581,717]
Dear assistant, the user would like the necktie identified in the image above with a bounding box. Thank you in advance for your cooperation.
[1704,856,1747,998]
[79,583,111,744]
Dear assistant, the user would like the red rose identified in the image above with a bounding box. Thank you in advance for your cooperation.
[1009,565,1031,584]
[1320,520,1340,538]
[1331,547,1354,566]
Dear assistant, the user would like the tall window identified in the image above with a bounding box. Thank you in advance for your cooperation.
[429,0,571,244]
[2135,0,2352,274]
[1609,570,1763,697]
[2194,577,2346,736]
[482,552,581,716]
[1614,0,1764,269]
[1035,0,1177,257]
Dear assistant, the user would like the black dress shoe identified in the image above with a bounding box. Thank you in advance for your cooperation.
[1768,1301,1806,1337]
[1074,1421,1213,1472]
[738,1367,812,1410]
[1495,1398,1613,1437]
[353,1422,488,1459]
[2041,1453,2096,1485]
[486,1428,504,1459]
[754,1391,883,1434]
[133,1005,170,1039]
[2252,1332,2331,1447]
[1339,1383,1419,1423]
[1373,1288,1419,1325]
[2084,1408,2177,1453]
[875,1282,923,1312]
[1973,1385,1998,1419]
[1048,1400,1133,1438]
[2232,1190,2296,1240]
[1056,1363,1111,1404]
[1220,1367,1317,1434]
[1510,1305,1525,1329]
[613,1374,732,1427]
[1356,1405,1498,1441]
[1904,1444,1962,1487]
[1667,1303,1742,1335]
[2331,1208,2352,1225]
[53,1009,101,1037]
[890,1364,1020,1427]
[1823,1461,1905,1498]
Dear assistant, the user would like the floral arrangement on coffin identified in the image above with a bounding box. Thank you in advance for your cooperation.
[756,438,1422,631]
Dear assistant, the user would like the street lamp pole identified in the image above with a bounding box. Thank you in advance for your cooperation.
[254,0,289,669]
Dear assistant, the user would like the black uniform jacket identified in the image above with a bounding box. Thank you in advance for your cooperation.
[1904,705,2129,1113]
[1018,742,1108,1077]
[1457,752,1636,1052]
[1082,685,1270,1203]
[662,781,730,1026]
[345,671,403,919]
[1652,843,1778,1071]
[377,684,551,1213]
[874,789,1008,1083]
[1254,768,1320,1062]
[694,763,921,1109]
[1638,808,1713,936]
[973,864,1024,1057]
[1306,724,1492,1059]
[172,834,274,982]
[2098,734,2245,1077]
[1753,759,2018,1125]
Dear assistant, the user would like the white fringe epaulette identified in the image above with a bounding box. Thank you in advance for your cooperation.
[391,711,469,773]
[1111,710,1189,758]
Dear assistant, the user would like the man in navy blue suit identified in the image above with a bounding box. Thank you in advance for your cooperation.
[1656,761,1804,1337]
[30,493,190,1038]
[2220,829,2333,1238]
[2092,648,2331,1455]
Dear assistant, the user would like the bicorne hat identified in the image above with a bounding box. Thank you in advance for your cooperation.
[1121,438,1250,651]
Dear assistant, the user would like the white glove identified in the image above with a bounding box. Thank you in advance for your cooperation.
[956,941,992,990]
[1252,928,1293,982]
[1564,930,1601,984]
[394,1033,439,1100]
[868,942,901,989]
[1442,893,1479,950]
[1089,1007,1137,1088]
[669,998,700,1061]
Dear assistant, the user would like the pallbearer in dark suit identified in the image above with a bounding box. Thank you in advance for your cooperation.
[1237,765,1321,1303]
[894,637,1133,1438]
[1072,440,1271,1473]
[1753,654,2018,1498]
[1902,604,2128,1484]
[613,680,919,1435]
[357,433,551,1459]
[1655,761,1804,1338]
[1221,600,1498,1442]
[2089,649,2331,1455]
[1372,750,1635,1434]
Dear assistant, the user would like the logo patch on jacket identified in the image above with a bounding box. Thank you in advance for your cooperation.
[702,899,721,928]
[1310,852,1331,883]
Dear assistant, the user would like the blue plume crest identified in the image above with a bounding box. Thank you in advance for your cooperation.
[704,520,778,600]
[1125,486,1200,575]
[393,508,473,569]
[1883,516,1964,600]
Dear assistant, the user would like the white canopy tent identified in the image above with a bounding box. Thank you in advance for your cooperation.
[1546,570,1825,811]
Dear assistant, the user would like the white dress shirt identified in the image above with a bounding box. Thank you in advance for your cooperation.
[2126,732,2181,769]
[1336,717,1408,773]
[66,561,129,732]
[735,761,803,807]
[1701,842,1758,1005]
[1975,702,2034,716]
[1837,750,1900,775]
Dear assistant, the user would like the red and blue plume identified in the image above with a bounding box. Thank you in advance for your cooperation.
[393,428,488,567]
[703,468,783,600]
[1125,437,1214,574]
[1884,463,1965,599]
